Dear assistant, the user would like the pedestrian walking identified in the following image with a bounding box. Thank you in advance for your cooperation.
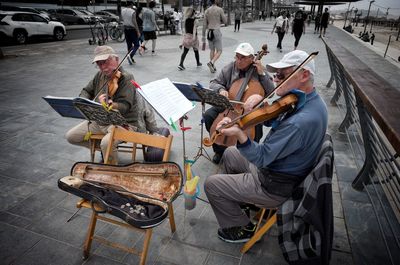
[139,1,158,56]
[320,8,330,37]
[136,6,144,45]
[370,33,375,45]
[178,7,202,70]
[121,1,140,64]
[234,7,242,32]
[272,11,289,53]
[314,13,321,34]
[292,10,306,50]
[202,0,227,73]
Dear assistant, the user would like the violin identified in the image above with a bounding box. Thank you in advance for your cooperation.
[206,44,269,147]
[203,51,319,147]
[107,70,122,100]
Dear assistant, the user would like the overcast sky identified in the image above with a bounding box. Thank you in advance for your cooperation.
[305,0,400,17]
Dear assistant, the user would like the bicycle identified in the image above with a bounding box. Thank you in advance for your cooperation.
[88,18,108,45]
[109,21,125,42]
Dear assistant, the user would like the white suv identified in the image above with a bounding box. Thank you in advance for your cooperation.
[0,11,66,44]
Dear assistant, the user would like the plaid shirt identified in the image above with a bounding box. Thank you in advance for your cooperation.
[277,134,334,265]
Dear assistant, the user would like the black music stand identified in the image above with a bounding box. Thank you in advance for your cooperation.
[191,86,233,163]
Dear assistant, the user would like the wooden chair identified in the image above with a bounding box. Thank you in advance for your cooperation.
[89,134,146,162]
[78,126,174,265]
[240,208,277,253]
[241,134,334,255]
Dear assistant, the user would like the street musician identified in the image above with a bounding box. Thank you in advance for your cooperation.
[203,43,274,164]
[65,45,159,163]
[204,50,328,243]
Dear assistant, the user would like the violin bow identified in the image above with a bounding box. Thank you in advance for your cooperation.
[93,46,136,102]
[257,51,319,108]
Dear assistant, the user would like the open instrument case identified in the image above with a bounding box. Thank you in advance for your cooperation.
[58,161,183,228]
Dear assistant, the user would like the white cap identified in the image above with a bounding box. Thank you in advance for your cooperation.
[235,43,254,56]
[92,45,118,63]
[266,50,315,75]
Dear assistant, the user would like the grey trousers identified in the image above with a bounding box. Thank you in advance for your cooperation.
[204,146,286,228]
[65,121,122,163]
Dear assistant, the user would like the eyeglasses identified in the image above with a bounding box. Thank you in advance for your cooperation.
[96,57,111,67]
[273,72,286,80]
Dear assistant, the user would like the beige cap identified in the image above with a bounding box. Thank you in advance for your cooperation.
[92,45,117,63]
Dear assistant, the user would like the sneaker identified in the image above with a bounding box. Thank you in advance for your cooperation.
[127,56,133,65]
[207,62,216,73]
[197,62,202,67]
[151,51,156,56]
[178,65,185,70]
[217,222,256,243]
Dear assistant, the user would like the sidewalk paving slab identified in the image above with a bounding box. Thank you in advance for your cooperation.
[0,19,398,264]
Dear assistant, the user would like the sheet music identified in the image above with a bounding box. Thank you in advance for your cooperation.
[139,78,195,125]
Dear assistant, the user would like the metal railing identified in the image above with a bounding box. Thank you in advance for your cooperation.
[324,38,400,264]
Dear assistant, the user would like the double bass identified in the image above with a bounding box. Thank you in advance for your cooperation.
[205,44,269,147]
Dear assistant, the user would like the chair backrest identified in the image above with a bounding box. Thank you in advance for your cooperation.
[104,126,173,163]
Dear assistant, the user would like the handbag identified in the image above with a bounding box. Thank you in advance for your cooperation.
[207,29,214,41]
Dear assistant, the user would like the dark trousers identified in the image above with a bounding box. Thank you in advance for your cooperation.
[204,106,263,155]
[234,20,240,31]
[124,28,140,58]
[277,31,285,49]
[180,47,200,66]
[294,31,302,47]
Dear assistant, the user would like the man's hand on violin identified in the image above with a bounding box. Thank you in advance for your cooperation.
[216,117,248,144]
[243,94,263,112]
[99,94,114,107]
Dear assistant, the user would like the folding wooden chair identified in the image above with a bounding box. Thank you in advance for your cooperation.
[77,126,174,265]
[240,208,277,253]
[241,134,334,254]
[89,134,146,163]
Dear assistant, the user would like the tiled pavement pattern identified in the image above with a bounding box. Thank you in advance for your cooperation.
[0,20,399,265]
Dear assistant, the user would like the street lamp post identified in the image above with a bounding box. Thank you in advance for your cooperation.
[343,2,352,29]
[353,8,358,26]
[363,0,375,34]
[370,8,379,32]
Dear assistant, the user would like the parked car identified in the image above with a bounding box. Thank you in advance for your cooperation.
[47,8,90,25]
[78,10,104,24]
[94,10,119,23]
[0,11,66,44]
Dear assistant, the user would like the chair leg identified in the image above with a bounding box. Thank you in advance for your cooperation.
[90,140,96,162]
[83,211,98,260]
[139,229,153,265]
[167,202,176,233]
[240,213,277,254]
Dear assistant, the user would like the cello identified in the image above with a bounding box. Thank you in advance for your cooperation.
[204,51,319,147]
[206,44,269,147]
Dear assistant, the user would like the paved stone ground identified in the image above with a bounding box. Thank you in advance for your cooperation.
[0,20,398,265]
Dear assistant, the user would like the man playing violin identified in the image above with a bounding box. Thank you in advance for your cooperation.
[204,50,328,243]
[65,45,158,163]
[204,43,274,164]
